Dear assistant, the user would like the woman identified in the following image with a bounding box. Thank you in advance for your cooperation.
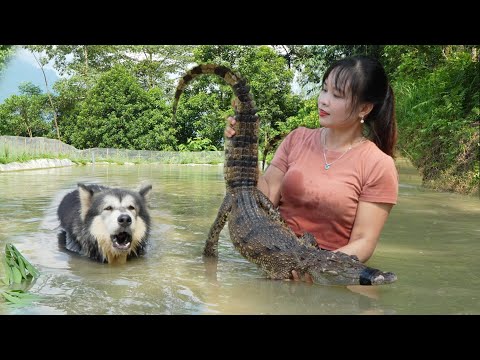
[226,55,398,281]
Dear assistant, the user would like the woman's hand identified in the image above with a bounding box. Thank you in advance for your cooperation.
[225,116,236,138]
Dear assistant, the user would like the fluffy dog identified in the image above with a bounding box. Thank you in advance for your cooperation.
[57,183,152,264]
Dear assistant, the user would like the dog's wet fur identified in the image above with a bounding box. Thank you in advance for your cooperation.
[57,183,152,264]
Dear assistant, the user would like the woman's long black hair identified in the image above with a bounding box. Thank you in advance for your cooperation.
[322,55,397,158]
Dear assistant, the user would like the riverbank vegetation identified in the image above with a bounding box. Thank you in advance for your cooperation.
[0,45,478,195]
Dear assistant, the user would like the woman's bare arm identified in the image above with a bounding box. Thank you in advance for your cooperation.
[334,201,393,262]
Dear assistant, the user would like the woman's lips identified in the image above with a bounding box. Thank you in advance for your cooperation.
[320,110,329,117]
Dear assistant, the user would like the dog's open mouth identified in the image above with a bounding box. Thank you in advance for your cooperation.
[111,232,132,251]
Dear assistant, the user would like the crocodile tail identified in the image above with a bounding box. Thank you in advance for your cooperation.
[173,63,260,189]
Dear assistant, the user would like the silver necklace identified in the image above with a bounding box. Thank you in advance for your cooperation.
[322,130,366,170]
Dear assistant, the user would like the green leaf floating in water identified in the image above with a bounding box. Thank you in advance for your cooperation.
[3,243,40,284]
[1,243,40,305]
[0,289,41,306]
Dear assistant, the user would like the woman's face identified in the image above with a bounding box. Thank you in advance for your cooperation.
[317,71,359,129]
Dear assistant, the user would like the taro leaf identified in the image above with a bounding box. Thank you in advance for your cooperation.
[1,257,12,285]
[16,256,27,280]
[2,243,40,284]
[1,243,41,307]
[21,257,40,278]
[0,289,41,306]
[11,267,22,284]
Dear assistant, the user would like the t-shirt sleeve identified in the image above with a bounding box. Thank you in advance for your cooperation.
[359,155,399,204]
[269,128,300,173]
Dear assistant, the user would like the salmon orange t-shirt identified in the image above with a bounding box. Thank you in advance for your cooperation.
[269,127,398,250]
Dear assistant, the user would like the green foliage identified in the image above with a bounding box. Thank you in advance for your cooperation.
[1,243,40,306]
[0,82,52,137]
[1,44,477,195]
[0,289,40,306]
[383,45,445,81]
[278,97,319,133]
[52,74,95,143]
[194,45,256,67]
[18,82,43,96]
[0,150,70,164]
[2,144,9,160]
[191,45,302,161]
[178,137,218,152]
[63,65,177,150]
[394,47,479,194]
[27,45,196,93]
[173,89,227,149]
[26,45,123,77]
[0,45,14,75]
[2,244,40,285]
[131,87,178,150]
[124,45,196,94]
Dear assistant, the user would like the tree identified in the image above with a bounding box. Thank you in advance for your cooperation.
[28,50,61,140]
[66,65,176,150]
[121,45,196,95]
[0,45,14,76]
[25,45,196,96]
[382,45,445,81]
[0,82,50,137]
[26,45,122,77]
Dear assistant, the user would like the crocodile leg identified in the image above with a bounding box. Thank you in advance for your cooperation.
[256,189,319,251]
[254,189,287,225]
[203,193,233,257]
[297,232,320,249]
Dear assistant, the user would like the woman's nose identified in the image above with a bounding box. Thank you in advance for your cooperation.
[318,94,328,106]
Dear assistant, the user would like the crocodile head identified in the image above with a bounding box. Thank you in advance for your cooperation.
[305,251,397,286]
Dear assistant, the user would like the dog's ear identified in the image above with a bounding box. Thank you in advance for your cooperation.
[78,183,95,221]
[138,183,152,198]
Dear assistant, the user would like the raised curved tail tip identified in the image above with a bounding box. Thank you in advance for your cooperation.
[172,64,241,122]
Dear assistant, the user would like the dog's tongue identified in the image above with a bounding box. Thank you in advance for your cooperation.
[113,232,131,250]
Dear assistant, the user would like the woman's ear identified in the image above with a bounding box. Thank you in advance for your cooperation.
[359,103,374,118]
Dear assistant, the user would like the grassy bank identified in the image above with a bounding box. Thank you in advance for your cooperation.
[0,147,224,166]
[1,136,225,166]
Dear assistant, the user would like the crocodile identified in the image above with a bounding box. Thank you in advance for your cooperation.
[173,63,397,286]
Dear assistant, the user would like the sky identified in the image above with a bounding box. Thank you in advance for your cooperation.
[0,47,61,103]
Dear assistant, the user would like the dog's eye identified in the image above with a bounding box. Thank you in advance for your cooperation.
[104,206,113,211]
[128,205,136,211]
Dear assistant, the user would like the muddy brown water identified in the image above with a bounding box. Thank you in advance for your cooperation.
[0,161,478,314]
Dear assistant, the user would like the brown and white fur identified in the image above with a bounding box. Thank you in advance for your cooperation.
[57,183,152,264]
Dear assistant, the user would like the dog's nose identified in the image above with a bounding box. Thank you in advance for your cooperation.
[117,214,132,227]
